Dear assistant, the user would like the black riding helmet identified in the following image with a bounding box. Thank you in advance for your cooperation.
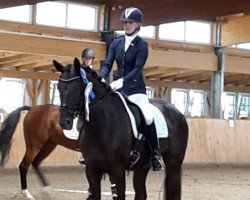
[81,48,95,58]
[120,7,143,24]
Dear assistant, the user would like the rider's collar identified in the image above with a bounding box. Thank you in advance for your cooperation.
[125,33,137,42]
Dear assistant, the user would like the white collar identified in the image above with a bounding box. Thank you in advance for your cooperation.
[125,34,137,43]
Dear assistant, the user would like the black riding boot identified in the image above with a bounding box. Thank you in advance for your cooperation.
[145,121,162,171]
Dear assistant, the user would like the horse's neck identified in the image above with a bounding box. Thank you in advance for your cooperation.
[84,93,130,130]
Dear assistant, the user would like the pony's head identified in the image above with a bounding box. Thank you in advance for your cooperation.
[53,58,83,129]
[54,58,110,130]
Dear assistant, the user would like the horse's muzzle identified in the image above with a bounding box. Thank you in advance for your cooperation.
[60,118,73,130]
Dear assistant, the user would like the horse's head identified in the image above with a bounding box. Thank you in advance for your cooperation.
[54,58,110,130]
[53,58,83,129]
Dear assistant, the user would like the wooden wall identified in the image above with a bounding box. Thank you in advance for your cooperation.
[185,118,250,163]
[3,114,250,168]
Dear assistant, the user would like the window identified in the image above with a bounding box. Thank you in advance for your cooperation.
[171,89,189,115]
[0,5,31,23]
[234,43,250,50]
[0,78,24,113]
[67,4,96,30]
[36,2,66,27]
[159,21,211,44]
[146,86,155,99]
[138,26,156,39]
[36,2,97,31]
[115,26,156,39]
[171,89,208,117]
[159,21,185,41]
[239,95,250,119]
[223,93,237,119]
[227,94,237,119]
[223,93,250,119]
[50,81,60,105]
[185,21,211,43]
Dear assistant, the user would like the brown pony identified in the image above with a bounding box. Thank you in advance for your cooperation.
[0,104,80,199]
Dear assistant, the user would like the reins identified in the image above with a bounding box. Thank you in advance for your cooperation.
[59,76,81,82]
[88,90,113,110]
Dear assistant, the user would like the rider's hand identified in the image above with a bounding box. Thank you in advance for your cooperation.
[110,78,123,91]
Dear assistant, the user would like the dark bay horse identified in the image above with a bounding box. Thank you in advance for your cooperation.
[0,104,80,199]
[54,58,189,200]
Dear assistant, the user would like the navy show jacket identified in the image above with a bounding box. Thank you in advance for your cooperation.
[99,35,148,96]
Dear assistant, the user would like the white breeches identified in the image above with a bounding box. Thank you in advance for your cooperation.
[128,93,153,125]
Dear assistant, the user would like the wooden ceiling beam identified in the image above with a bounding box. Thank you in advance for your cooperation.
[194,72,211,81]
[0,52,17,58]
[0,31,106,59]
[159,69,193,80]
[13,57,73,71]
[225,74,250,84]
[145,79,210,90]
[221,15,250,46]
[144,67,163,77]
[0,70,59,80]
[0,53,32,62]
[0,20,100,41]
[225,74,245,82]
[146,79,250,93]
[147,39,214,54]
[0,55,40,68]
[225,55,250,74]
[144,67,187,79]
[173,71,207,81]
[147,48,217,71]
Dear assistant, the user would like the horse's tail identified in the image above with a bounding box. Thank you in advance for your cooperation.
[0,106,30,167]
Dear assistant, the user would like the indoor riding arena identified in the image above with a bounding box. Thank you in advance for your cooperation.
[0,1,250,200]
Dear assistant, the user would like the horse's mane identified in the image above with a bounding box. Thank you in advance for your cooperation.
[83,66,111,91]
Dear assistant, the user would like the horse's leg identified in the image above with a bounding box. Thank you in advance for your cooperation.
[19,147,40,199]
[110,168,126,200]
[85,166,103,200]
[32,141,57,186]
[133,167,150,200]
[162,156,182,200]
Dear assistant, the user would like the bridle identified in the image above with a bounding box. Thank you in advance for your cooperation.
[59,76,83,118]
[58,68,113,121]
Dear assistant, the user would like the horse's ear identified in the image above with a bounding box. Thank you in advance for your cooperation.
[74,57,81,70]
[53,60,64,72]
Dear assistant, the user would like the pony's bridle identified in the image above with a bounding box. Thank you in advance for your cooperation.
[59,76,83,118]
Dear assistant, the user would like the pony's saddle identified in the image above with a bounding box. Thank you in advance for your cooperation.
[115,92,168,139]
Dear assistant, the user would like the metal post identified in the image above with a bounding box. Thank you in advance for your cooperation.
[211,22,225,118]
[100,5,115,83]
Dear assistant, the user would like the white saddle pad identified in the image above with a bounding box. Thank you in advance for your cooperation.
[115,92,169,139]
[63,117,79,140]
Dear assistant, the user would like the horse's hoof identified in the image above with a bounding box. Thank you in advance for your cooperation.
[21,189,35,199]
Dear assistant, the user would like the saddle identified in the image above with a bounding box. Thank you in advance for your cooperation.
[116,92,168,139]
[123,95,147,138]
